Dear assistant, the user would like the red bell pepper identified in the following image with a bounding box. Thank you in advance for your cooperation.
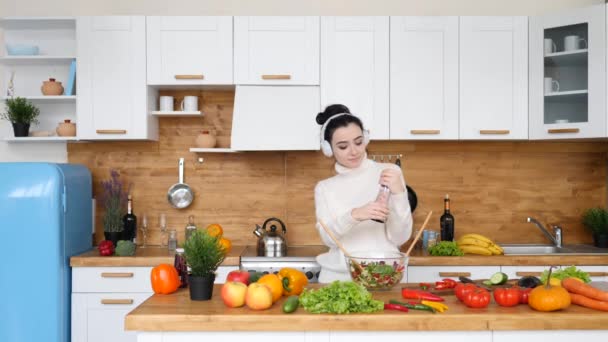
[401,288,444,302]
[463,288,491,308]
[98,240,114,256]
[419,282,433,290]
[454,283,477,301]
[518,287,533,304]
[493,287,521,307]
[435,278,457,290]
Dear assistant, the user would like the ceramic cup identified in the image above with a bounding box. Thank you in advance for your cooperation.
[564,35,587,51]
[544,77,560,94]
[159,96,174,111]
[544,38,557,55]
[180,96,198,112]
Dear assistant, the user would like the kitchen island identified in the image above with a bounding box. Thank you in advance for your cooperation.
[126,285,608,342]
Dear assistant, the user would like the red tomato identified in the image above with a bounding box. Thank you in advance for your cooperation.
[518,287,533,304]
[463,288,491,308]
[455,283,477,301]
[493,287,521,307]
[226,270,251,285]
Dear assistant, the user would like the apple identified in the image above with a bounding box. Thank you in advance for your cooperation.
[226,270,251,285]
[245,283,273,310]
[220,281,248,308]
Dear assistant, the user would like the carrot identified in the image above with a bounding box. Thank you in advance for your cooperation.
[562,278,608,302]
[570,293,608,312]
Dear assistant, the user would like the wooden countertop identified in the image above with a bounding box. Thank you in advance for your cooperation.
[125,285,608,332]
[70,246,244,267]
[71,244,608,267]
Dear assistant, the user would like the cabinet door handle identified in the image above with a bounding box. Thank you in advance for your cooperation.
[101,272,134,278]
[101,299,134,305]
[516,272,542,277]
[548,128,580,134]
[411,130,440,135]
[479,130,510,135]
[174,74,204,80]
[261,74,291,80]
[438,272,471,277]
[96,130,127,134]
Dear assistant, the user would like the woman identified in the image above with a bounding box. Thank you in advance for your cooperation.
[314,104,413,283]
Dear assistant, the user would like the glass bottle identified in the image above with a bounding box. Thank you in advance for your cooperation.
[185,215,197,241]
[372,185,391,223]
[168,229,177,251]
[174,248,188,288]
[122,195,137,243]
[440,194,455,241]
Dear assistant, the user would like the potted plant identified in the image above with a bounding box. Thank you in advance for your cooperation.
[582,207,608,248]
[1,97,40,137]
[100,170,130,246]
[183,230,226,300]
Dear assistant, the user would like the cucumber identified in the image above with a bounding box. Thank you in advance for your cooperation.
[489,272,508,285]
[282,295,299,313]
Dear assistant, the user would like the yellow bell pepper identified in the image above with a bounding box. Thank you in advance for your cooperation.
[421,300,449,313]
[278,268,308,296]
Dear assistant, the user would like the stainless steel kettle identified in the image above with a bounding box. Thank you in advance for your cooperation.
[253,217,287,257]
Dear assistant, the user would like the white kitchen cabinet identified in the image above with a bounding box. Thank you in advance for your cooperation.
[494,331,608,342]
[390,16,459,140]
[330,332,491,342]
[407,266,501,283]
[234,16,320,85]
[320,16,389,140]
[459,16,528,140]
[529,4,606,139]
[146,16,233,85]
[77,16,157,140]
[501,265,608,282]
[0,17,77,142]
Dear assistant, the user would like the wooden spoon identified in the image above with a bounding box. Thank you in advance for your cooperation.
[318,220,363,272]
[404,211,433,257]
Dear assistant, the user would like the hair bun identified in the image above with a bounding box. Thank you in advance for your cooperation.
[316,112,327,125]
[315,104,351,125]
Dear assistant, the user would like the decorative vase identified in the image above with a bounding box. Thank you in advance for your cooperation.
[11,123,30,137]
[593,233,608,248]
[195,130,217,148]
[188,274,215,300]
[41,78,64,96]
[104,231,123,247]
[56,119,76,137]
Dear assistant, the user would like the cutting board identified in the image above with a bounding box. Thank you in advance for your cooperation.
[402,278,520,295]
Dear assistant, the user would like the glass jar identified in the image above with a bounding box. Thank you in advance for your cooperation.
[168,229,177,251]
[174,248,188,288]
[185,215,197,241]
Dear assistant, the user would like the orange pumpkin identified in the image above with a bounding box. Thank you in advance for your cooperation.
[257,274,283,303]
[528,267,571,312]
[150,264,180,295]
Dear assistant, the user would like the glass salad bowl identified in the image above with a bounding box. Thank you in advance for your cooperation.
[345,251,407,291]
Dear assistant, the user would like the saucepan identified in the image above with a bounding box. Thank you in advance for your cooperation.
[167,158,194,209]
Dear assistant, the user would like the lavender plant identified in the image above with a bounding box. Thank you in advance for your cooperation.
[101,170,131,233]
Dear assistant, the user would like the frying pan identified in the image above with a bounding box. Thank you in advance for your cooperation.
[167,158,194,209]
[395,157,418,213]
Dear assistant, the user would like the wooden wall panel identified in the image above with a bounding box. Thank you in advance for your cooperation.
[69,90,607,248]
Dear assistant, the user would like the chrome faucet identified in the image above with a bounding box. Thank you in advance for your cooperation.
[526,217,562,248]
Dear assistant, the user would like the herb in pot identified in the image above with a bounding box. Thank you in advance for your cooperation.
[427,241,464,256]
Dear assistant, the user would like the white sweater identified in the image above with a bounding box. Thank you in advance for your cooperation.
[314,158,413,283]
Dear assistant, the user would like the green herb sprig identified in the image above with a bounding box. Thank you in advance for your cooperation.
[1,97,40,125]
[428,241,464,256]
[582,207,608,235]
[183,230,226,277]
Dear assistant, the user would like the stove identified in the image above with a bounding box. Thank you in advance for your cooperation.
[240,245,328,283]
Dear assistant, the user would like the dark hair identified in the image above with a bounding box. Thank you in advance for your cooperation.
[315,104,364,143]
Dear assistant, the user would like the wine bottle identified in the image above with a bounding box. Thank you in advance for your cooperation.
[123,195,137,243]
[440,194,455,241]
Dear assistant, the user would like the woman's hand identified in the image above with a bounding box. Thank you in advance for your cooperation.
[351,201,389,222]
[380,168,405,194]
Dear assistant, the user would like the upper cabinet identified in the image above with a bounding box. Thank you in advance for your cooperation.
[146,16,233,85]
[529,5,606,139]
[390,16,459,140]
[459,16,528,140]
[320,17,389,140]
[77,17,156,140]
[234,16,320,85]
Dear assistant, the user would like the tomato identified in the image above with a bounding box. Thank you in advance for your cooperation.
[455,283,477,301]
[518,287,533,304]
[493,287,521,307]
[150,264,180,295]
[463,288,491,308]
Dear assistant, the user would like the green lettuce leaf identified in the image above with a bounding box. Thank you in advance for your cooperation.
[540,266,591,284]
[299,281,384,314]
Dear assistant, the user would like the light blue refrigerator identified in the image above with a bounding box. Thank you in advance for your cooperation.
[0,163,92,342]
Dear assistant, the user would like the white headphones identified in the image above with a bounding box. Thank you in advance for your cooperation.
[319,113,370,157]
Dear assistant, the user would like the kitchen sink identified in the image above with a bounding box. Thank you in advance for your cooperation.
[501,244,608,255]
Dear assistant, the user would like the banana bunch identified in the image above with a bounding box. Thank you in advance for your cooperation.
[457,234,504,256]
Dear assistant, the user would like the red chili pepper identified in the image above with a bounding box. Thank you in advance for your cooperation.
[401,288,444,302]
[98,240,114,256]
[384,303,409,312]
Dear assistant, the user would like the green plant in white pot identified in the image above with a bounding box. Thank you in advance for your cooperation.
[582,207,608,248]
[183,230,226,300]
[0,97,40,137]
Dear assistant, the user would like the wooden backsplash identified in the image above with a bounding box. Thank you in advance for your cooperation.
[68,89,608,247]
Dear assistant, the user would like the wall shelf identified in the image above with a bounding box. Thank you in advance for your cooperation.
[544,89,588,97]
[189,148,238,153]
[150,110,203,117]
[0,56,76,65]
[1,95,77,103]
[3,136,77,142]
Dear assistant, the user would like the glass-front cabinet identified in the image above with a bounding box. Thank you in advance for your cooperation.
[529,4,606,139]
